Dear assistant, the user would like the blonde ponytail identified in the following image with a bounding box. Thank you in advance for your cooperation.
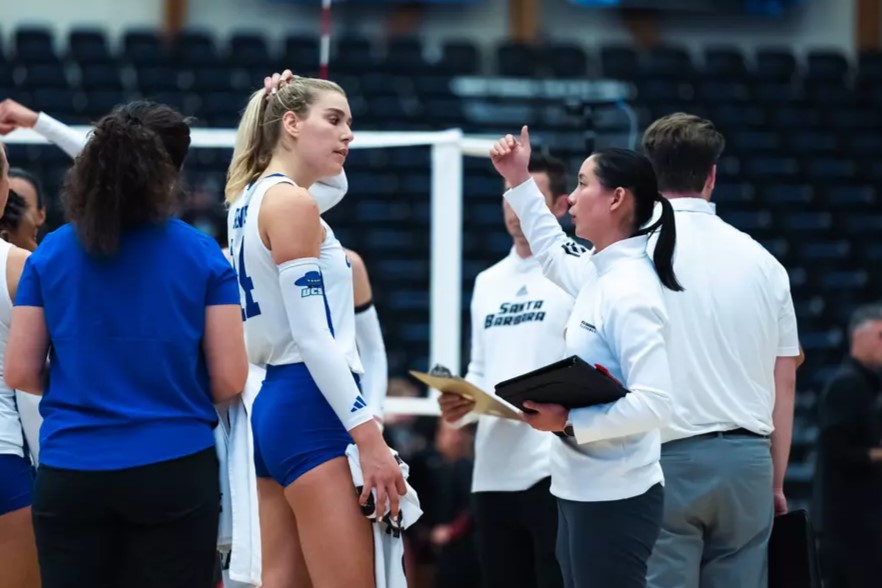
[225,77,347,204]
[225,89,271,203]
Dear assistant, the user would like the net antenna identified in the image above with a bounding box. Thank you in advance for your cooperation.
[319,0,332,79]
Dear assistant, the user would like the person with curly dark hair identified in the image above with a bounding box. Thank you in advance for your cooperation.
[0,191,39,252]
[5,101,249,588]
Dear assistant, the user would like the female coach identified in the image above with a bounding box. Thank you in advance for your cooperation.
[490,126,681,588]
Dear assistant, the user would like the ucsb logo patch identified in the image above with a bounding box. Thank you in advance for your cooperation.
[485,300,546,328]
[231,205,249,229]
[295,271,324,298]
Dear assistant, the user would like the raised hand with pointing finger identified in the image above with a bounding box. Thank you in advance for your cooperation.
[489,125,533,188]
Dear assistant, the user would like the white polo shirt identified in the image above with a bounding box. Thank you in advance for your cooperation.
[465,248,573,493]
[649,197,800,443]
[506,179,674,503]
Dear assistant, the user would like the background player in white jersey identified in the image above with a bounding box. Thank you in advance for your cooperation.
[0,143,41,588]
[439,154,573,588]
[348,248,389,422]
[225,74,404,588]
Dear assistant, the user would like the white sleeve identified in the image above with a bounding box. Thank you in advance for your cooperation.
[278,258,374,431]
[310,170,348,214]
[504,178,591,297]
[464,278,486,391]
[450,282,485,428]
[774,264,800,357]
[33,113,89,159]
[569,293,673,444]
[354,304,388,418]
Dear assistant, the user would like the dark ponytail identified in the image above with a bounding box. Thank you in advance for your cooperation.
[62,101,190,256]
[592,148,683,292]
[647,195,683,292]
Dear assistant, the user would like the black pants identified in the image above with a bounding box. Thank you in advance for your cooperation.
[557,483,663,588]
[32,448,220,588]
[473,477,563,588]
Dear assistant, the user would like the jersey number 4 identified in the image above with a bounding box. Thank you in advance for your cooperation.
[237,239,261,320]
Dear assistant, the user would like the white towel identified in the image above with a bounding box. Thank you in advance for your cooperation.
[15,391,41,465]
[220,365,266,588]
[345,443,423,588]
[215,405,233,551]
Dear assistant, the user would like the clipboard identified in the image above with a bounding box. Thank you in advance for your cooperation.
[494,355,628,413]
[409,370,522,421]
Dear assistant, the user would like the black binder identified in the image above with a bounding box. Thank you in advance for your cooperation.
[768,510,822,588]
[494,355,628,413]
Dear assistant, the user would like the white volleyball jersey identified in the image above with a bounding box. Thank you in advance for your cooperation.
[0,240,24,457]
[227,174,363,373]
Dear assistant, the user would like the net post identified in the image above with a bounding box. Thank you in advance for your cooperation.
[428,129,463,386]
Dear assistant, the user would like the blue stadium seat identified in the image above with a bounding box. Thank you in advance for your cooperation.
[642,46,695,80]
[754,49,797,81]
[283,35,319,71]
[729,130,781,153]
[135,66,181,92]
[824,185,876,210]
[758,184,815,208]
[821,270,868,291]
[752,81,801,104]
[386,37,426,73]
[785,130,839,155]
[78,64,124,91]
[806,50,850,82]
[81,90,126,118]
[19,63,69,88]
[600,46,639,79]
[798,240,851,263]
[172,31,219,68]
[68,29,112,64]
[713,182,755,205]
[696,80,749,103]
[769,106,819,129]
[780,212,832,234]
[496,42,538,78]
[440,40,480,75]
[14,27,57,64]
[227,33,271,68]
[744,156,799,179]
[803,157,856,182]
[123,30,168,66]
[702,47,748,79]
[543,43,589,78]
[720,210,772,234]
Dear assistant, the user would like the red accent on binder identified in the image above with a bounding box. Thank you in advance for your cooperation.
[594,364,622,385]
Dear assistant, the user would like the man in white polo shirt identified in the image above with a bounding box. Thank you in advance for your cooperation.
[642,113,800,588]
[438,154,574,588]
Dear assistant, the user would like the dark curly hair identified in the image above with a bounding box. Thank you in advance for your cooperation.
[0,190,29,233]
[62,101,191,255]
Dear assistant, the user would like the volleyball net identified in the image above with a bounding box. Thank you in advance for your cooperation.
[5,126,499,418]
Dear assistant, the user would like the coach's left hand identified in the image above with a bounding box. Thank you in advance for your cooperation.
[521,401,568,432]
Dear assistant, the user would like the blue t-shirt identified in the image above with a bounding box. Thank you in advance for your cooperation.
[15,220,239,471]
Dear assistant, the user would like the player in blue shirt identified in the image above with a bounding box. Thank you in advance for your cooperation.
[5,101,248,588]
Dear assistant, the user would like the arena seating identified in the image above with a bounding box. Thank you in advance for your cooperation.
[4,27,881,511]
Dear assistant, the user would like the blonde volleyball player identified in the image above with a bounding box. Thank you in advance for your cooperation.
[0,144,39,588]
[226,75,404,587]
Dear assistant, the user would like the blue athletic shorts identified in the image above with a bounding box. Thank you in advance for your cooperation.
[251,363,358,487]
[0,453,34,515]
